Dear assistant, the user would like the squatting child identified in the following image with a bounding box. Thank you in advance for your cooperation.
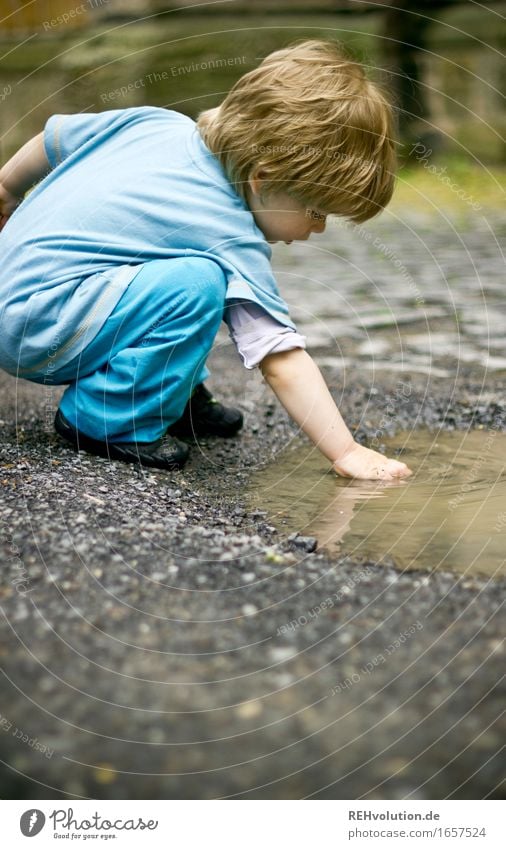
[0,40,411,481]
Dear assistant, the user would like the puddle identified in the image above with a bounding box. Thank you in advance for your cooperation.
[248,429,506,577]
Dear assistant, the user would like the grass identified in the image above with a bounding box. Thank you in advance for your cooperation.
[393,158,506,217]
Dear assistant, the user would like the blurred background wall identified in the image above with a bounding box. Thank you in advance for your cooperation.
[0,0,504,166]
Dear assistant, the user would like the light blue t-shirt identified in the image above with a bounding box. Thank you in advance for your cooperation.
[0,107,295,374]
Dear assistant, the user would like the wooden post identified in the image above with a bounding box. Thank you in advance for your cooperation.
[0,0,91,35]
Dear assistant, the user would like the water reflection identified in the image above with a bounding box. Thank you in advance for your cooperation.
[249,429,506,577]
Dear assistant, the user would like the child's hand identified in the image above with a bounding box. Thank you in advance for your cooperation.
[333,442,412,481]
[0,183,21,231]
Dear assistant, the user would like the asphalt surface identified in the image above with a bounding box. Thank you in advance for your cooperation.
[0,347,504,800]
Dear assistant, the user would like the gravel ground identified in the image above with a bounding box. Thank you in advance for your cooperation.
[0,348,504,800]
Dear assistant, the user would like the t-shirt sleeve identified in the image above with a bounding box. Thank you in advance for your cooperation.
[43,108,161,168]
[225,299,306,369]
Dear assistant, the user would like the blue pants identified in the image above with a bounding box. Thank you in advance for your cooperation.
[33,258,227,442]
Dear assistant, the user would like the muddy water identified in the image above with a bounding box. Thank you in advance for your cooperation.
[248,429,506,577]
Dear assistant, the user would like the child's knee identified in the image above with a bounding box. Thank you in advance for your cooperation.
[192,258,227,302]
[185,258,227,321]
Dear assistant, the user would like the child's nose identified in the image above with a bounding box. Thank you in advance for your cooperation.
[312,218,326,234]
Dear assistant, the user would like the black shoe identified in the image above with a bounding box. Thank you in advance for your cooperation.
[54,409,189,470]
[168,383,243,439]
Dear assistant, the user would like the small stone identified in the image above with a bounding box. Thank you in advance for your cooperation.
[235,700,263,719]
[289,534,317,553]
[269,646,297,662]
[251,510,268,519]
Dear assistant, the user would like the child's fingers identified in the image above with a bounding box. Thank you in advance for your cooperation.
[333,446,412,481]
[377,459,412,480]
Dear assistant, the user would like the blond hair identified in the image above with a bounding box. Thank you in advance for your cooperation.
[197,39,396,223]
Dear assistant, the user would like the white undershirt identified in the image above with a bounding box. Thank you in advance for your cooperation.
[224,299,307,369]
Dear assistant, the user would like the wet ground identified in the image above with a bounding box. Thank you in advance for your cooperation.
[273,209,506,380]
[0,208,505,799]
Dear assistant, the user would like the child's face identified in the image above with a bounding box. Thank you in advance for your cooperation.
[246,172,327,244]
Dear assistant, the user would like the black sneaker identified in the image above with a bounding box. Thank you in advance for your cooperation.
[54,409,189,470]
[168,383,243,439]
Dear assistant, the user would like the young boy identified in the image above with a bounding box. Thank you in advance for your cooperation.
[0,40,411,481]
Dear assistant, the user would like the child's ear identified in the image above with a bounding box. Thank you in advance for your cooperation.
[248,167,272,201]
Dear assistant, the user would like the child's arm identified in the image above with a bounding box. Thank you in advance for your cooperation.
[0,132,50,230]
[260,348,412,481]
